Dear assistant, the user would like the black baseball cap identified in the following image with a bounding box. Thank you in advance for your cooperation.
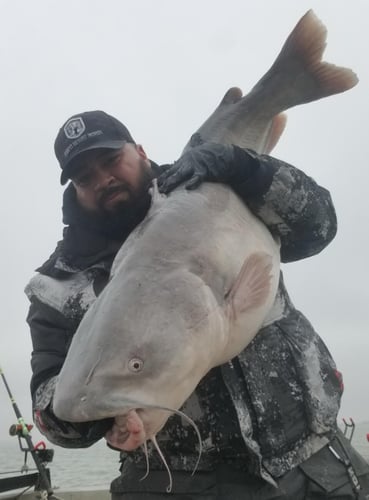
[54,110,136,185]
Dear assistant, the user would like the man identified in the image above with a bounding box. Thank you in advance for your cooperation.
[26,110,369,499]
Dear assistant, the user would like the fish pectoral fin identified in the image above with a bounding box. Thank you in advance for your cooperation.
[225,252,273,320]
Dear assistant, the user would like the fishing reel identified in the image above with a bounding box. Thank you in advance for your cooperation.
[9,422,54,466]
[9,422,34,437]
[1,368,55,497]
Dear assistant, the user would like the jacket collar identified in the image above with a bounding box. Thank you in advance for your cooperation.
[39,160,162,274]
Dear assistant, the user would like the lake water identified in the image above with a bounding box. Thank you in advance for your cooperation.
[0,439,120,491]
[1,425,368,492]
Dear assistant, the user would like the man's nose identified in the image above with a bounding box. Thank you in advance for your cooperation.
[93,167,115,191]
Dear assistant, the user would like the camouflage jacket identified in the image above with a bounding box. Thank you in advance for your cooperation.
[25,153,341,484]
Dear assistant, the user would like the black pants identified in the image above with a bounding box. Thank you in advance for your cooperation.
[110,434,369,499]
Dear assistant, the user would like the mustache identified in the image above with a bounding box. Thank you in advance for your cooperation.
[98,184,129,206]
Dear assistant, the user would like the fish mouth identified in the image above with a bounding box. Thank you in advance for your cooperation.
[105,409,148,451]
[105,403,203,455]
[104,407,203,495]
[122,409,147,450]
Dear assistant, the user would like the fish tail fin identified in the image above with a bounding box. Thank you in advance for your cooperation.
[284,9,358,96]
[256,9,358,108]
[182,10,358,154]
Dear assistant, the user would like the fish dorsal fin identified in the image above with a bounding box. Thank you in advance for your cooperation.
[225,252,273,321]
[148,179,167,214]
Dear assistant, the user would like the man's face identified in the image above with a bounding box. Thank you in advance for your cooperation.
[70,144,152,214]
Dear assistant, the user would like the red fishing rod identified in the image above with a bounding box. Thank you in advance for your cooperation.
[0,365,58,499]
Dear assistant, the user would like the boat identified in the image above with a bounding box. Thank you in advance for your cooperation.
[0,490,110,499]
[0,432,111,499]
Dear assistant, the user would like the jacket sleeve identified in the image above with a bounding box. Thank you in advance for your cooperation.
[27,299,112,448]
[231,147,337,263]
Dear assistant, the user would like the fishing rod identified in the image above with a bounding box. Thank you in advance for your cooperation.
[0,365,56,499]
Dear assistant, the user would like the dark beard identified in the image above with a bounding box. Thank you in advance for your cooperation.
[97,160,154,239]
[63,159,155,241]
[99,188,152,239]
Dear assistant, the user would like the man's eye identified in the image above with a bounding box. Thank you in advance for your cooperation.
[105,153,121,167]
[74,174,92,187]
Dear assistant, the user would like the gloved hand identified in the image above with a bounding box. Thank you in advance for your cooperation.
[157,142,261,194]
[35,404,114,448]
[33,376,114,448]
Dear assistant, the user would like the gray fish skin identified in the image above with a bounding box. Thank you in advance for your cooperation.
[54,182,280,432]
[53,10,358,449]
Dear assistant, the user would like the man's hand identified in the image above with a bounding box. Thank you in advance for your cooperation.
[157,142,258,194]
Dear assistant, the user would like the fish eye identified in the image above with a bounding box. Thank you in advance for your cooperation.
[128,358,144,372]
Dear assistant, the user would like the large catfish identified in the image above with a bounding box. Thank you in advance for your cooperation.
[53,10,357,452]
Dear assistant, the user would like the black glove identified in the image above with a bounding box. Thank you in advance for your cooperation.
[157,142,264,194]
[34,396,114,448]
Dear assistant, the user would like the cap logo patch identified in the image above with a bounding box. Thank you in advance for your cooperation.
[64,117,86,139]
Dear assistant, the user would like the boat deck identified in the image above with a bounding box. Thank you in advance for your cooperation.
[0,490,110,499]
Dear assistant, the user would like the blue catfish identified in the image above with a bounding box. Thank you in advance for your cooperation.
[53,10,358,453]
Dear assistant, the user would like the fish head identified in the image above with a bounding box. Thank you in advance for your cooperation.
[53,266,226,446]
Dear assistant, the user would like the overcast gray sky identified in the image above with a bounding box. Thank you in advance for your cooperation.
[0,0,368,448]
